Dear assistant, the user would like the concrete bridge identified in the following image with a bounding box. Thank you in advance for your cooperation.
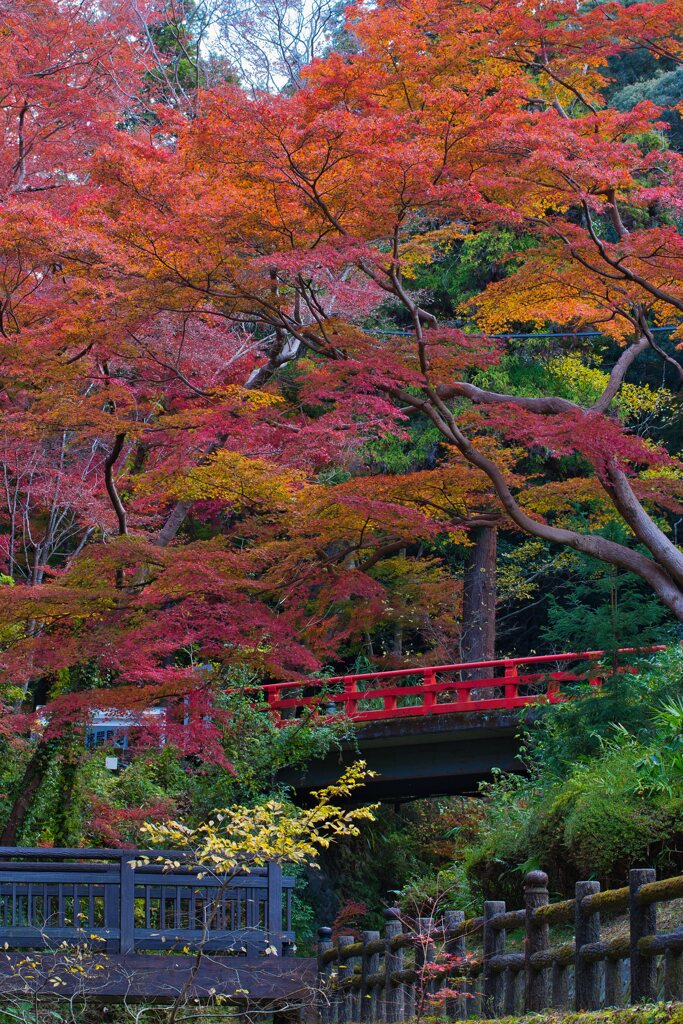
[279,707,524,801]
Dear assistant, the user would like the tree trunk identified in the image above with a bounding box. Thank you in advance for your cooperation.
[461,525,497,678]
[0,740,53,845]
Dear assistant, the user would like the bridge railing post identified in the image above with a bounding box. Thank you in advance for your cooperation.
[503,661,519,703]
[343,676,358,717]
[547,675,561,701]
[422,671,436,712]
[383,691,397,714]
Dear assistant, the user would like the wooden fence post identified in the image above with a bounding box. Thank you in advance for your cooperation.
[444,909,467,1020]
[415,917,435,1018]
[338,934,356,1023]
[483,900,505,1017]
[664,946,682,1002]
[361,930,380,1022]
[551,950,570,1010]
[384,907,404,1023]
[575,880,601,1011]
[318,927,334,1024]
[119,854,135,955]
[630,868,657,1004]
[268,861,284,955]
[524,870,549,1012]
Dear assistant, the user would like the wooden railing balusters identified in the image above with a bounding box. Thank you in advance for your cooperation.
[605,951,624,1007]
[551,951,570,1009]
[416,916,435,1012]
[361,929,380,1022]
[444,909,466,1020]
[664,943,682,1002]
[317,865,682,1022]
[338,934,356,1024]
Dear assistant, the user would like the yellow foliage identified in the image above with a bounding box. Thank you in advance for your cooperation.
[141,761,377,875]
[397,224,468,279]
[147,450,306,509]
[547,355,671,418]
[208,385,285,409]
[641,465,683,480]
[498,540,580,602]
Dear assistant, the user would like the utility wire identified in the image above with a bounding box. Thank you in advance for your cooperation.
[373,325,677,338]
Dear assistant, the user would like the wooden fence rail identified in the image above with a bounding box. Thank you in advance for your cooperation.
[317,868,683,1022]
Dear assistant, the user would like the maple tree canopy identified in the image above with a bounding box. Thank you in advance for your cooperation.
[0,0,681,817]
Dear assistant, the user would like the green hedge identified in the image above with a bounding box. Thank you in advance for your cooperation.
[466,1006,683,1024]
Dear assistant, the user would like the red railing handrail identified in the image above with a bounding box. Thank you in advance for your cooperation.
[253,646,665,696]
[242,646,669,726]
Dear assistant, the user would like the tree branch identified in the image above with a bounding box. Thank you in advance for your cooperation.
[393,386,683,620]
[104,432,128,536]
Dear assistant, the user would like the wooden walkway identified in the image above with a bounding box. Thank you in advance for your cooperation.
[0,952,315,1003]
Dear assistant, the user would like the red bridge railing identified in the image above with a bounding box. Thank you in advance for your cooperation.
[254,647,664,725]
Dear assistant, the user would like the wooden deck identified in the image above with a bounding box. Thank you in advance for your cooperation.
[0,951,316,1004]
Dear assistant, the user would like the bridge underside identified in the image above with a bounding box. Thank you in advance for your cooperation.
[0,952,316,1004]
[280,710,526,801]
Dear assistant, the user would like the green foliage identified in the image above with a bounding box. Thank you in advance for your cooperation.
[205,673,355,809]
[463,647,683,899]
[541,559,673,654]
[497,523,676,660]
[466,1004,683,1024]
[531,743,681,878]
[522,646,683,776]
[413,230,537,314]
[365,419,441,474]
[611,68,683,151]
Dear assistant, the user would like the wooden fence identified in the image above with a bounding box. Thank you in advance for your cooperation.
[317,868,683,1022]
[0,847,295,956]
